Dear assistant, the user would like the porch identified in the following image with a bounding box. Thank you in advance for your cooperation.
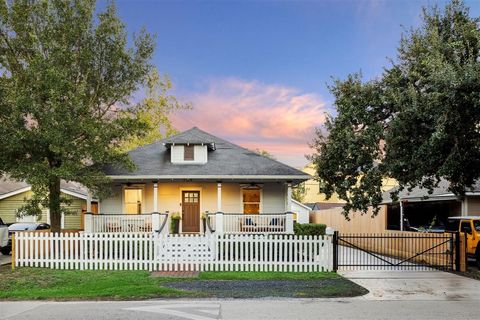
[84,180,298,234]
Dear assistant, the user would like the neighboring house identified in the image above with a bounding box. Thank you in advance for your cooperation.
[291,199,310,224]
[302,162,398,208]
[0,177,97,230]
[382,179,480,231]
[89,127,311,234]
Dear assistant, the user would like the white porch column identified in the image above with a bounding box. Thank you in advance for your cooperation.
[216,212,224,235]
[461,197,468,216]
[153,182,158,212]
[286,183,292,212]
[61,213,65,230]
[152,212,160,233]
[84,213,93,233]
[285,212,294,234]
[86,190,92,212]
[217,182,222,212]
[400,200,404,231]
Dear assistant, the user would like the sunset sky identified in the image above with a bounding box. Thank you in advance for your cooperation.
[111,0,480,168]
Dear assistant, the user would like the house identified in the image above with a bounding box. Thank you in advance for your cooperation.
[382,179,480,231]
[86,127,311,234]
[0,177,98,230]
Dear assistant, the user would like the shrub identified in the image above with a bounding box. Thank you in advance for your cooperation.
[294,223,326,236]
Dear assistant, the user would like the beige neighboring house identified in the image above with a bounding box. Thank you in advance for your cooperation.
[0,178,97,230]
[302,163,398,210]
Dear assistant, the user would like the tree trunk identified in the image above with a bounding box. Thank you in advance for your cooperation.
[48,177,62,233]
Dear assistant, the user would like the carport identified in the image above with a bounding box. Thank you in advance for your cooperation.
[383,179,480,231]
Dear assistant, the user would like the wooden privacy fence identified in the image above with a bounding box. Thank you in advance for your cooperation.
[14,232,333,272]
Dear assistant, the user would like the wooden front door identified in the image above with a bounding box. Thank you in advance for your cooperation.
[182,191,200,232]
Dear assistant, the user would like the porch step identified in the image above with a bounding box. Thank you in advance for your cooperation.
[151,271,200,278]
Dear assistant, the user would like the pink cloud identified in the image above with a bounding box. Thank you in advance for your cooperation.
[172,78,328,168]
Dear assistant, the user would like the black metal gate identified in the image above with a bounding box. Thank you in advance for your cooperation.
[333,232,459,271]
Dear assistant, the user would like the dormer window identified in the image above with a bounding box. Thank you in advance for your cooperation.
[169,145,208,164]
[184,145,194,161]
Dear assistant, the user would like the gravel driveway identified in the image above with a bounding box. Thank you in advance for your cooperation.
[163,278,367,298]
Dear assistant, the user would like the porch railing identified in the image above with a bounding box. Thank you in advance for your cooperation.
[85,213,168,234]
[221,213,294,234]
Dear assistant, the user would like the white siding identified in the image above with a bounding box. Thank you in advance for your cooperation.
[170,145,208,164]
[291,199,311,224]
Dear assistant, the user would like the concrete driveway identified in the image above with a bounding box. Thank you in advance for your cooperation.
[337,244,480,301]
[0,253,10,266]
[340,270,480,301]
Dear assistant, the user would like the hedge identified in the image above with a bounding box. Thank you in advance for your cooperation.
[294,223,326,236]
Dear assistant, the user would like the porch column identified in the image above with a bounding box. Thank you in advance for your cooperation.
[400,200,404,231]
[461,197,468,216]
[215,212,224,235]
[84,213,93,233]
[217,182,222,212]
[286,183,292,212]
[86,190,92,212]
[153,182,158,212]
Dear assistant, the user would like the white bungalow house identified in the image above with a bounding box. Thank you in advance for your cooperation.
[84,127,311,234]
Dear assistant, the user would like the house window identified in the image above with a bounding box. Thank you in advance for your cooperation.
[184,145,194,161]
[242,188,261,214]
[124,188,143,214]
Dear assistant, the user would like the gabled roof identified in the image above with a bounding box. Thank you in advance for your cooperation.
[0,176,92,200]
[163,127,216,150]
[105,127,311,183]
[382,179,480,204]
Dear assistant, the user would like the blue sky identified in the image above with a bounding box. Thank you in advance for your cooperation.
[109,0,480,167]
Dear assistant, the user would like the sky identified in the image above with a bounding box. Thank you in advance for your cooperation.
[110,0,480,168]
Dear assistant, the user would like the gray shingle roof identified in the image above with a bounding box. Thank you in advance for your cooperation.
[105,127,310,182]
[163,127,216,149]
[382,179,480,203]
[0,176,89,199]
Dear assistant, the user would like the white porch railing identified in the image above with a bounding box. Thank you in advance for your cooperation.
[90,214,152,233]
[85,213,168,234]
[219,213,294,234]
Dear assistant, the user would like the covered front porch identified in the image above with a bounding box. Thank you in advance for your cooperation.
[83,180,297,235]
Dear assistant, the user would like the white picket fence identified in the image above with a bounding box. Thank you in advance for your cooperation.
[14,232,333,272]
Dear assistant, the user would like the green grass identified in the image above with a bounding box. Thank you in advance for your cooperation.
[0,265,366,300]
[0,266,194,300]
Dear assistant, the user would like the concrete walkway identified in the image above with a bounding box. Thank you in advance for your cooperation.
[340,270,480,301]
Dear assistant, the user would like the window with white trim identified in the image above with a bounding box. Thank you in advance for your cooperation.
[242,188,261,214]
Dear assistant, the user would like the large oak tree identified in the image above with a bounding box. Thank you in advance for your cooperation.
[0,0,177,231]
[310,0,480,217]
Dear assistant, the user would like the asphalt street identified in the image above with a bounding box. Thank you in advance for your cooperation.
[0,299,479,320]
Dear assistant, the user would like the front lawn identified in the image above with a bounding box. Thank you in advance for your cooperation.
[0,265,367,300]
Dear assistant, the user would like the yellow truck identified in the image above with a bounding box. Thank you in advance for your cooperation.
[447,216,480,268]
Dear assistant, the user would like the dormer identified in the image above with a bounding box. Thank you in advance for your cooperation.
[163,127,216,164]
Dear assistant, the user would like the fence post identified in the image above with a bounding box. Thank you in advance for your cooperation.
[332,231,339,272]
[216,212,224,235]
[285,212,294,234]
[84,213,93,233]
